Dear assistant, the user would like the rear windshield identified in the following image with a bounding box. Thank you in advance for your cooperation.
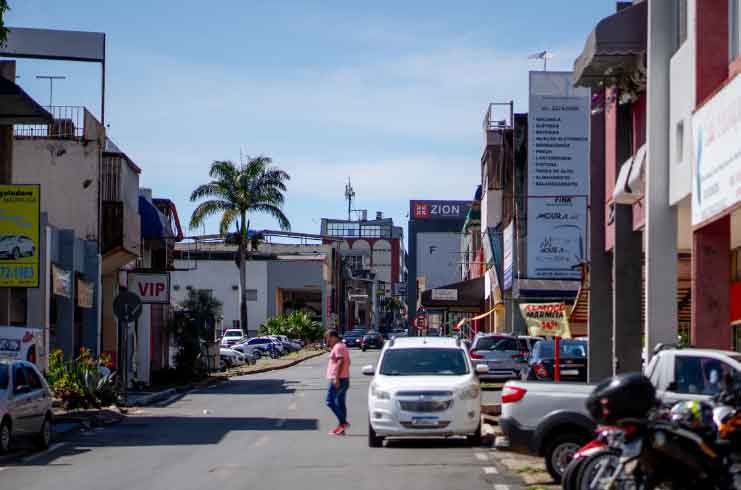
[224,330,243,337]
[380,348,469,376]
[534,341,587,358]
[0,364,7,390]
[474,336,526,351]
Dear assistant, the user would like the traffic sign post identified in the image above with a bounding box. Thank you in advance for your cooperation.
[113,291,143,404]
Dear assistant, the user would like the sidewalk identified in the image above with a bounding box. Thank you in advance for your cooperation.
[52,406,126,437]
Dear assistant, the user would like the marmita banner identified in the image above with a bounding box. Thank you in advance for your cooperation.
[0,185,40,287]
[519,302,572,338]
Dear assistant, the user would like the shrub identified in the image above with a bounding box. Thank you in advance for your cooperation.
[46,348,119,410]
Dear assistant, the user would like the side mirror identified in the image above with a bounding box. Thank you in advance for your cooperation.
[362,365,375,376]
[475,364,489,375]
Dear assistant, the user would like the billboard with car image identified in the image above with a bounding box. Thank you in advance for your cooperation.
[0,185,40,287]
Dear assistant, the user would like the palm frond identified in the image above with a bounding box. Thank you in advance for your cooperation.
[209,160,238,182]
[251,203,291,231]
[219,208,239,236]
[189,200,235,231]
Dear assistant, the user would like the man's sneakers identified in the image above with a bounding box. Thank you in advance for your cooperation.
[328,422,350,436]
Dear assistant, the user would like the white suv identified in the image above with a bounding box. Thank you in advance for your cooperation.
[363,336,488,447]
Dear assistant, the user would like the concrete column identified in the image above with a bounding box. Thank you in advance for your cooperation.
[645,0,679,358]
[56,230,76,359]
[82,240,100,355]
[613,103,643,374]
[691,215,731,349]
[587,97,613,383]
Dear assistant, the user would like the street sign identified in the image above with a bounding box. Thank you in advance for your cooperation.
[113,290,143,323]
[128,272,170,304]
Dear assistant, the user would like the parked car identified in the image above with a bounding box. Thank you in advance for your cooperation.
[219,348,248,369]
[521,339,588,382]
[363,336,489,447]
[469,334,531,381]
[499,344,741,482]
[389,329,408,339]
[220,329,245,347]
[0,360,54,453]
[231,341,264,360]
[0,235,35,261]
[275,335,301,352]
[361,331,384,351]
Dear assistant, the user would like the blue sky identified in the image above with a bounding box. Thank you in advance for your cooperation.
[6,1,615,240]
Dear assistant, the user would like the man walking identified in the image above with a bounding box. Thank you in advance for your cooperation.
[325,330,350,435]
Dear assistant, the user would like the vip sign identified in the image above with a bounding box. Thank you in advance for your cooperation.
[128,272,171,304]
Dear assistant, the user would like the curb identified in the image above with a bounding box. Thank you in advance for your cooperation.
[228,350,326,377]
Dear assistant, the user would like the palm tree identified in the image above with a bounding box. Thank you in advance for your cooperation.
[189,157,290,331]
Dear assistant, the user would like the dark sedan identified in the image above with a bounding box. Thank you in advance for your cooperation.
[521,339,588,382]
[342,331,364,348]
[361,331,384,351]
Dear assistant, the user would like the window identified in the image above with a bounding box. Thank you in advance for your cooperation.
[674,356,735,395]
[13,365,27,391]
[379,348,469,376]
[24,367,42,390]
[0,364,8,391]
[676,0,688,50]
[732,0,741,61]
[245,289,258,301]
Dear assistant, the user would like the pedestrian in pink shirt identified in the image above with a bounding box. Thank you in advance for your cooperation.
[325,330,351,435]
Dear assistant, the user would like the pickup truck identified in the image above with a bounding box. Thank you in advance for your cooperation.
[498,346,741,483]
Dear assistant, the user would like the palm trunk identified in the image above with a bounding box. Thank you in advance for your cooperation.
[239,214,249,332]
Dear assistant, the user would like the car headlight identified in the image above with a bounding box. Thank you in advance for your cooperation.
[459,384,480,400]
[371,384,391,400]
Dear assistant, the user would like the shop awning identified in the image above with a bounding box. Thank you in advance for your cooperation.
[0,76,52,124]
[462,206,481,233]
[573,1,647,88]
[420,276,484,308]
[139,196,169,240]
[613,144,646,204]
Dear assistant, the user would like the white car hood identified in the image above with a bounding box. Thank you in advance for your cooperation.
[373,374,472,393]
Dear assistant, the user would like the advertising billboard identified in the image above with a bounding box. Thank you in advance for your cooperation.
[519,303,572,338]
[526,196,587,280]
[503,222,514,290]
[691,74,741,225]
[410,200,471,220]
[0,185,40,287]
[527,71,591,197]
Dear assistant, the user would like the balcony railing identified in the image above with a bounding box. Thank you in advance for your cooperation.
[483,102,514,131]
[14,106,85,139]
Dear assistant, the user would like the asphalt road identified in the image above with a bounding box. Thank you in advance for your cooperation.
[0,350,523,490]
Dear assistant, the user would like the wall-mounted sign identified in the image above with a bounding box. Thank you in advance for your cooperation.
[519,302,572,338]
[0,327,43,365]
[527,71,590,197]
[526,196,587,280]
[0,185,40,287]
[503,222,514,290]
[692,74,741,225]
[77,278,95,309]
[430,288,458,301]
[410,200,471,220]
[52,264,71,298]
[127,272,171,304]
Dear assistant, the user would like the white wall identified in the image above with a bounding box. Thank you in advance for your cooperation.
[480,188,502,232]
[13,139,100,240]
[669,0,696,205]
[171,259,268,335]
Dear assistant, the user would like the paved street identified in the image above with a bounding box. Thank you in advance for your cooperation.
[0,351,523,490]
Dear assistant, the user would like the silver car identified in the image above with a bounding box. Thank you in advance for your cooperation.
[0,360,54,453]
[0,235,35,260]
[469,334,530,381]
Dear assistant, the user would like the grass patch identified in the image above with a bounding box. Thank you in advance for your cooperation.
[516,466,545,475]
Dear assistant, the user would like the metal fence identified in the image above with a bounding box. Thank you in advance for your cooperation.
[14,106,85,139]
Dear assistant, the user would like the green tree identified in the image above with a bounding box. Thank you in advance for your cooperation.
[169,289,224,379]
[189,157,290,331]
[0,1,9,47]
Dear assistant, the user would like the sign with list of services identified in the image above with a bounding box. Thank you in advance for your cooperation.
[0,185,40,287]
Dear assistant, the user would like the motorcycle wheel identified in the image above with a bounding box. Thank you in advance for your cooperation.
[562,456,588,490]
[575,449,621,490]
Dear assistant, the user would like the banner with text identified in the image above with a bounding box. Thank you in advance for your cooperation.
[527,71,590,196]
[526,196,587,280]
[0,185,40,287]
[503,222,514,290]
[128,272,171,304]
[519,302,572,338]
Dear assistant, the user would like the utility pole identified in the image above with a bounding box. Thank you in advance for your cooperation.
[35,75,66,107]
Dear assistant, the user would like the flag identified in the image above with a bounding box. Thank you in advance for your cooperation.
[528,50,553,60]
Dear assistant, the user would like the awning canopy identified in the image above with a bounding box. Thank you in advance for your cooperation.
[613,144,646,204]
[573,1,647,88]
[0,77,52,124]
[139,196,170,240]
[421,276,484,308]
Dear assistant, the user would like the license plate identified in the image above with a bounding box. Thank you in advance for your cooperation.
[560,369,579,375]
[411,416,439,426]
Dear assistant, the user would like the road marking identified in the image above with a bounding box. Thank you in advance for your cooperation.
[298,391,306,398]
[288,402,297,411]
[275,418,286,428]
[482,466,498,475]
[493,485,509,490]
[21,443,65,463]
[253,435,270,447]
[474,452,489,461]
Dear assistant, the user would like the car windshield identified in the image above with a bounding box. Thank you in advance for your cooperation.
[0,364,7,390]
[224,331,242,337]
[379,348,469,376]
[474,336,513,351]
[534,341,588,359]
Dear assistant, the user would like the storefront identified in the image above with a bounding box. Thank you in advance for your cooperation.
[419,276,484,336]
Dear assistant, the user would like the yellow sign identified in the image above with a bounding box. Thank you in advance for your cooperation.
[0,185,40,287]
[519,302,572,338]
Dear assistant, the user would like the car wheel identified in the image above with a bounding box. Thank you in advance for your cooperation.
[368,420,384,448]
[11,247,20,260]
[254,350,262,360]
[544,434,587,483]
[467,422,483,446]
[361,346,367,352]
[0,418,11,453]
[35,414,52,450]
